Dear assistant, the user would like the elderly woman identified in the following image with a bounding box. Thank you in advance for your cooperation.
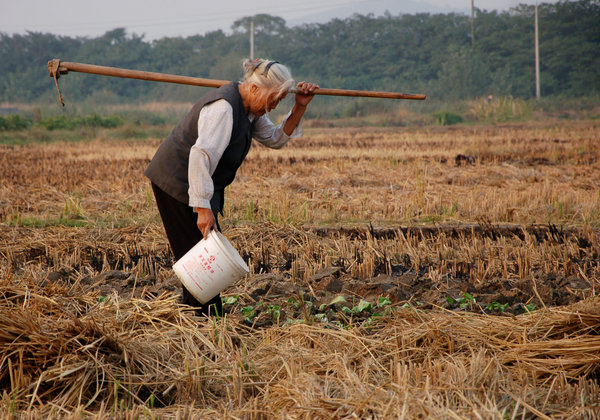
[145,59,318,316]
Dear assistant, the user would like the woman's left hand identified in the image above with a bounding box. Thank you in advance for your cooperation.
[294,82,319,107]
[283,81,319,136]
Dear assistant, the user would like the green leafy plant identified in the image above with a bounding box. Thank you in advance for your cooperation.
[287,296,300,306]
[241,305,256,323]
[353,299,372,313]
[377,297,392,308]
[314,313,328,323]
[318,295,347,311]
[486,301,509,312]
[446,293,476,309]
[222,295,239,306]
[267,304,281,321]
[341,306,353,315]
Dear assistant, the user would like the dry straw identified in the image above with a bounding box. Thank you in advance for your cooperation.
[1,273,599,418]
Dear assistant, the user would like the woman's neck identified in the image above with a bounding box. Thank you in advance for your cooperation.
[238,82,252,114]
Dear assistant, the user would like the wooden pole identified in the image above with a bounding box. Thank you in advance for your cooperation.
[48,59,426,101]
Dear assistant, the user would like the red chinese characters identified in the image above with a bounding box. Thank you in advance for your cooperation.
[196,253,216,274]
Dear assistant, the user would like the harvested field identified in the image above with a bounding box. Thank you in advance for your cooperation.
[1,119,599,418]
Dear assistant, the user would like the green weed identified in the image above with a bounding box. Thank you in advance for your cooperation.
[445,292,476,309]
[432,111,464,126]
[486,301,510,312]
[469,96,533,122]
[0,114,32,131]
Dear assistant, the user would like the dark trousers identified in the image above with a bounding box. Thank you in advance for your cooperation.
[151,182,223,317]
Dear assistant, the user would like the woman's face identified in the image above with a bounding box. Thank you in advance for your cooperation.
[248,85,287,116]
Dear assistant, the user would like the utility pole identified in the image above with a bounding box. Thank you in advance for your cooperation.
[250,20,255,60]
[535,4,540,99]
[471,0,475,46]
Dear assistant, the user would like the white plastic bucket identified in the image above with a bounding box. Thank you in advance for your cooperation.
[173,230,249,304]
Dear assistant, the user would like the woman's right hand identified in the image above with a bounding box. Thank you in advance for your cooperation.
[195,207,218,238]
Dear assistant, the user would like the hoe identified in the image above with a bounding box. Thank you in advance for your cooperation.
[48,58,426,106]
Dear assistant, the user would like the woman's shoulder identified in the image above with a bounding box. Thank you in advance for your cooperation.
[201,99,233,116]
[203,98,231,109]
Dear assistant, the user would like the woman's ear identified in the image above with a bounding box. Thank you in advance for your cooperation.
[250,83,260,95]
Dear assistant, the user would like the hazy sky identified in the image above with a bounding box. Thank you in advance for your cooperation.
[1,0,550,40]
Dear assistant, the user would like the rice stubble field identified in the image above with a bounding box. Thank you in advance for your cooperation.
[1,119,599,418]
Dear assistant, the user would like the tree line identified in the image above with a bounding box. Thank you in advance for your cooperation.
[1,0,598,107]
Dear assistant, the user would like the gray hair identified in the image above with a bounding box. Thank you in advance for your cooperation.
[242,58,294,98]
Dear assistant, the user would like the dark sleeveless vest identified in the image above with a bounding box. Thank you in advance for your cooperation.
[144,82,253,213]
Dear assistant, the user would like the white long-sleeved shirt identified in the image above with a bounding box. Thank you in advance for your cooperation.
[188,99,302,209]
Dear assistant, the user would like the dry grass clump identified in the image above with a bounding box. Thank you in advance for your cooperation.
[1,275,599,419]
[0,224,170,279]
[227,222,599,281]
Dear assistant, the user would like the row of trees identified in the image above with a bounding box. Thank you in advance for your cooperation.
[1,0,598,105]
